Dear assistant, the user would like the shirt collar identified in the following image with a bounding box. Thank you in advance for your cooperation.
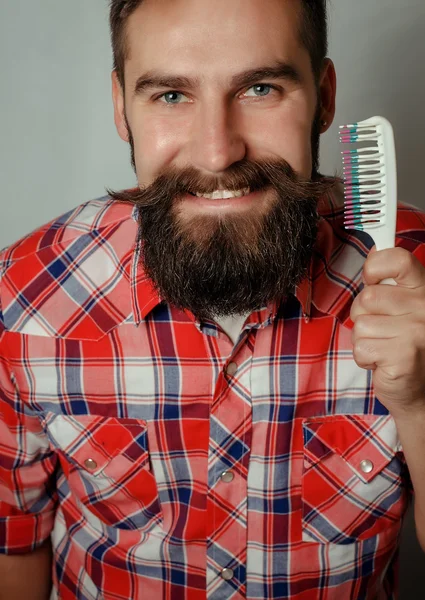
[295,180,372,329]
[129,180,372,329]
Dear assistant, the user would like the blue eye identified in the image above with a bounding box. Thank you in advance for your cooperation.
[245,84,273,97]
[159,91,189,104]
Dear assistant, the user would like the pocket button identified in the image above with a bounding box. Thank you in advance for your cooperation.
[84,458,98,470]
[360,459,374,474]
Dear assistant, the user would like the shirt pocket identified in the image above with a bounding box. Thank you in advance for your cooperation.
[301,414,407,544]
[42,412,162,532]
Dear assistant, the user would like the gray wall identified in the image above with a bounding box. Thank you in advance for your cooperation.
[1,0,425,595]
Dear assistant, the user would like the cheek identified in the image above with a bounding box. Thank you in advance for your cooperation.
[279,122,313,178]
[130,115,183,185]
[283,100,315,176]
[251,97,315,177]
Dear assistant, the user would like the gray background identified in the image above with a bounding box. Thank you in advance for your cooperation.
[1,0,425,595]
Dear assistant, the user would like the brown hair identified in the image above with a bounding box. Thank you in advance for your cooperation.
[109,0,328,89]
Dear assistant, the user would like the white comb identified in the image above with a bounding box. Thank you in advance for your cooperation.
[339,116,397,285]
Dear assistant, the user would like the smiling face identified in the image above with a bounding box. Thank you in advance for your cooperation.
[111,0,336,318]
[113,0,335,198]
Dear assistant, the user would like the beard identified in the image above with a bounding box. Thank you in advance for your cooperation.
[108,113,334,320]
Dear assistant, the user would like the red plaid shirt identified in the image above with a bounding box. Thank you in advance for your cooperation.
[1,182,425,600]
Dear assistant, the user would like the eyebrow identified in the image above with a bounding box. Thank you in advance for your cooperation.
[133,61,302,96]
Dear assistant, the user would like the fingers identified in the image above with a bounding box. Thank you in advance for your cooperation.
[350,284,423,320]
[352,312,425,373]
[351,314,402,341]
[352,335,423,378]
[363,247,425,288]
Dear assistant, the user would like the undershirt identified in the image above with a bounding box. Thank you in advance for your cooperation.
[214,314,250,345]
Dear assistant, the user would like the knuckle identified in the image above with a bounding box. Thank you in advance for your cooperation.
[362,260,373,281]
[350,297,361,321]
[355,314,370,335]
[354,338,375,360]
[352,341,361,360]
[360,286,377,310]
[397,249,415,272]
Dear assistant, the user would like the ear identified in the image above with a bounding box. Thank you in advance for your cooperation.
[318,58,337,133]
[112,70,129,142]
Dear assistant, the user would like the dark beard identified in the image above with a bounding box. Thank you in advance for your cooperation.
[108,159,334,320]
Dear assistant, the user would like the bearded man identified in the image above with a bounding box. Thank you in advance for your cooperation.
[1,1,425,599]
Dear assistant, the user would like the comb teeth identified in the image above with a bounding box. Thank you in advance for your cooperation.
[343,200,385,230]
[339,124,382,145]
[338,116,397,251]
[339,121,385,231]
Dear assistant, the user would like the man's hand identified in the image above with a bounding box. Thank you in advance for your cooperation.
[350,246,425,418]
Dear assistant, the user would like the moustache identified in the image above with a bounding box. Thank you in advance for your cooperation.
[107,158,334,208]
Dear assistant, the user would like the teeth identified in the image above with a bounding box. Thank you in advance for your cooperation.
[195,187,250,200]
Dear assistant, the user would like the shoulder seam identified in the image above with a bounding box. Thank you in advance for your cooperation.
[0,197,132,266]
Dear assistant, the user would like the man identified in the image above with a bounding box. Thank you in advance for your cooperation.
[1,0,425,598]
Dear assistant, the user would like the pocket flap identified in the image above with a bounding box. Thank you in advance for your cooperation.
[303,414,401,483]
[42,413,149,477]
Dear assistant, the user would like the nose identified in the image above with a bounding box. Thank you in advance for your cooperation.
[189,101,247,174]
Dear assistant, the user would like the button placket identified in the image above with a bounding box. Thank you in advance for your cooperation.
[220,470,234,483]
[221,568,234,581]
[226,362,238,377]
[207,348,252,598]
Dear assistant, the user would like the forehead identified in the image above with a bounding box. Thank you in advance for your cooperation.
[124,0,310,83]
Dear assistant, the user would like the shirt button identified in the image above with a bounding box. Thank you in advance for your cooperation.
[221,568,234,581]
[220,470,235,483]
[226,362,238,377]
[84,458,98,470]
[360,459,374,474]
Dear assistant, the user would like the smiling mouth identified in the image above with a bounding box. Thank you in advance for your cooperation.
[188,187,251,200]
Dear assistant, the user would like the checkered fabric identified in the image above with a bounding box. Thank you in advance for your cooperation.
[1,182,425,600]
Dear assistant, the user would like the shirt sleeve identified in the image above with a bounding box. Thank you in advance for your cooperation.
[0,297,58,555]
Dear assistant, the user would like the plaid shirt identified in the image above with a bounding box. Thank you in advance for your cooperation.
[1,182,425,600]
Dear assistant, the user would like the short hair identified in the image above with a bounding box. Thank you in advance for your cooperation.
[109,0,328,88]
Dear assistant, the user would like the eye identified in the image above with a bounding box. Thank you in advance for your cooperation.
[243,84,275,98]
[158,91,190,104]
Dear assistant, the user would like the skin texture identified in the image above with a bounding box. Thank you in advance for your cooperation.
[112,0,336,208]
[110,0,425,550]
[351,247,425,414]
